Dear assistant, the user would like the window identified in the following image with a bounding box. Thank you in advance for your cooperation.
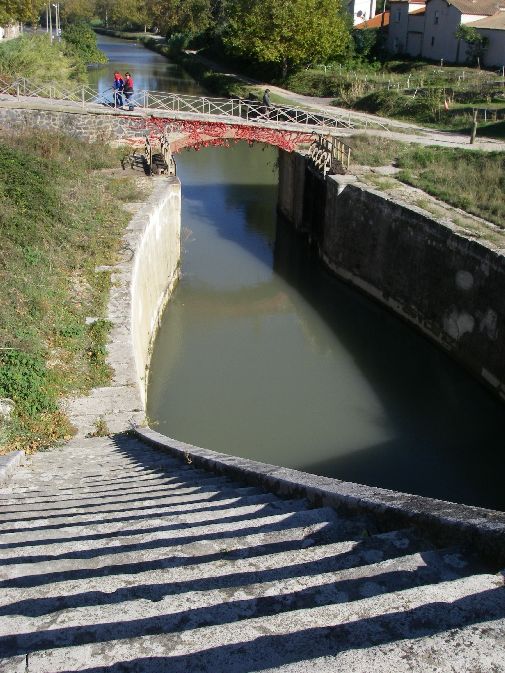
[396,10,401,21]
[431,36,435,46]
[434,11,439,24]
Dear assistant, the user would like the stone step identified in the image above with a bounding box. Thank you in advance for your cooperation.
[0,547,482,640]
[0,469,246,512]
[0,528,427,608]
[0,529,468,619]
[3,573,504,672]
[0,507,356,584]
[0,486,266,533]
[0,496,312,547]
[0,475,259,521]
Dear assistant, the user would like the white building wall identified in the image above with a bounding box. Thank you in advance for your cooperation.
[406,14,425,55]
[476,28,505,67]
[422,1,491,62]
[388,2,412,53]
[349,0,377,24]
[422,1,463,61]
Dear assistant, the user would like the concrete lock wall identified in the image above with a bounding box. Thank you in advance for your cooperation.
[131,178,181,406]
[278,149,505,401]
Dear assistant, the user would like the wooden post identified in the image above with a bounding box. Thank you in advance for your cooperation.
[470,109,478,144]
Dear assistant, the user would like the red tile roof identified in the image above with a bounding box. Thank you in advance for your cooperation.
[355,11,390,28]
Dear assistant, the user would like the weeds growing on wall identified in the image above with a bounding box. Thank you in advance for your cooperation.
[0,129,146,453]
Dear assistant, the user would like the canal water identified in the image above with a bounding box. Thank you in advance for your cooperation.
[93,36,505,511]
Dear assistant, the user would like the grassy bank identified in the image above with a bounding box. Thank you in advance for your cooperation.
[0,129,145,453]
[346,134,505,227]
[285,62,505,137]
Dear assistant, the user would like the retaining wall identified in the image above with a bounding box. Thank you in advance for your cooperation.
[130,177,181,406]
[63,176,181,436]
[0,104,148,143]
[278,149,505,401]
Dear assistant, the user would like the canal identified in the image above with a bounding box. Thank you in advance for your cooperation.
[93,35,505,511]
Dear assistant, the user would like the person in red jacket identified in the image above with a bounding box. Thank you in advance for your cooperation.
[123,72,134,110]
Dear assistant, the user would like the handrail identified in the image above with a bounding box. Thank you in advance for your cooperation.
[0,76,367,133]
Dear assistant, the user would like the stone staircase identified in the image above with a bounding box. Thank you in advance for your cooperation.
[0,434,504,672]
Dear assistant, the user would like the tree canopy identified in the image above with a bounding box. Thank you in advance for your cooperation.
[0,0,45,25]
[222,0,351,76]
[146,0,212,35]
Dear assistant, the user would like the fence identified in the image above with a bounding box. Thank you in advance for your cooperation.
[0,77,366,134]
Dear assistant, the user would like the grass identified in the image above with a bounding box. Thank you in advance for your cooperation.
[0,129,146,454]
[284,62,505,137]
[346,134,505,227]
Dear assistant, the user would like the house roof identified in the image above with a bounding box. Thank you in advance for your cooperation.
[467,9,505,26]
[355,11,390,27]
[427,0,505,15]
[389,0,425,4]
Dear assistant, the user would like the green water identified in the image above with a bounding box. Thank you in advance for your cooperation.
[96,36,505,511]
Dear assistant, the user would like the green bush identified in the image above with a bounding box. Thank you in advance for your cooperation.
[0,34,84,83]
[62,23,108,66]
[0,350,56,417]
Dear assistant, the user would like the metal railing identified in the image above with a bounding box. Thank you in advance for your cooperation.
[0,76,361,133]
[308,135,352,176]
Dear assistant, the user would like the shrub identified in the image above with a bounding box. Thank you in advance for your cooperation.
[0,34,83,83]
[62,23,108,66]
[0,350,56,417]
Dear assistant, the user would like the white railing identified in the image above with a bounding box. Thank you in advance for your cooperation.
[0,76,364,133]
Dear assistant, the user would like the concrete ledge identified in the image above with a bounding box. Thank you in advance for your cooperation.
[0,451,24,485]
[135,426,505,565]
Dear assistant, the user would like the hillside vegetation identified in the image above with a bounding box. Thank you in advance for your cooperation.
[0,129,142,453]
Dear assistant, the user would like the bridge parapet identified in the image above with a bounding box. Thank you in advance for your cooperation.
[0,76,370,135]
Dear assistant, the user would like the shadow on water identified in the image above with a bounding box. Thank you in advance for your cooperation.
[270,216,505,510]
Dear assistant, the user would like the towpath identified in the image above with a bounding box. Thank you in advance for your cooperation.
[186,51,505,152]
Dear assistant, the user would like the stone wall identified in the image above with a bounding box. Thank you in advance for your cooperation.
[278,149,505,401]
[130,177,181,406]
[0,104,148,143]
[64,176,181,437]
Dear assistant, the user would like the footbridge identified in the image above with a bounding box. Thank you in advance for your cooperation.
[0,77,359,168]
[0,76,361,134]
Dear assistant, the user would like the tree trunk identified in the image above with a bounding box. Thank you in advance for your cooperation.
[282,57,288,79]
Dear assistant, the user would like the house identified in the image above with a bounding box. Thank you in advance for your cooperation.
[348,0,378,25]
[386,0,505,66]
[387,0,426,56]
[355,11,391,28]
[466,10,505,66]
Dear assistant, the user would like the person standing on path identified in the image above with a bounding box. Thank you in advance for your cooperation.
[113,71,124,108]
[262,88,272,118]
[124,72,134,110]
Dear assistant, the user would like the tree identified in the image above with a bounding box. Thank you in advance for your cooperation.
[147,0,212,35]
[0,0,46,25]
[455,25,489,66]
[95,0,151,30]
[59,0,96,24]
[221,0,351,77]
